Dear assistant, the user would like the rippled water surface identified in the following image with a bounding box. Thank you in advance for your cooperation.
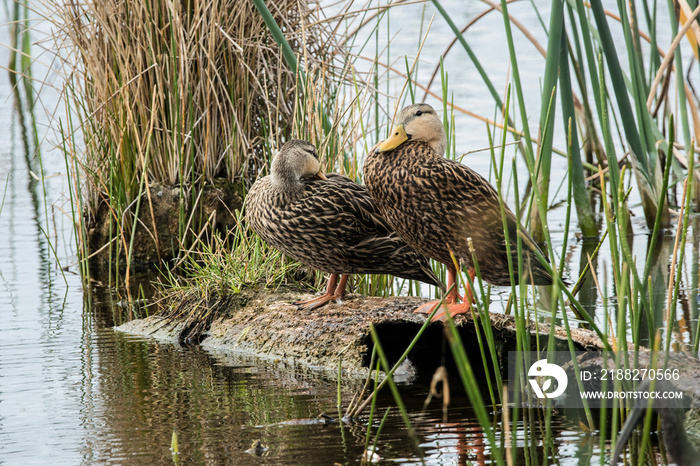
[0,281,603,464]
[1,0,698,464]
[0,284,604,464]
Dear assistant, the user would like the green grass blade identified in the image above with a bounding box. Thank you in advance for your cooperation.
[251,0,300,76]
[369,325,423,460]
[251,0,331,134]
[558,21,597,237]
[443,315,504,465]
[537,0,564,171]
[497,0,535,160]
[589,0,647,170]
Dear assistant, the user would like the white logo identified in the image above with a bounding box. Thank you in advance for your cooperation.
[528,359,568,399]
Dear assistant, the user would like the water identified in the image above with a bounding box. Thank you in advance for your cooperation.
[0,283,603,464]
[1,0,698,464]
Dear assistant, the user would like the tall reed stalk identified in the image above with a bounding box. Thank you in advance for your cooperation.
[329,0,699,463]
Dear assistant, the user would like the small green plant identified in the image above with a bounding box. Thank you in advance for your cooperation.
[156,208,299,340]
[48,0,349,287]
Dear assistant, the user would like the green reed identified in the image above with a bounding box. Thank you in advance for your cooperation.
[47,0,352,292]
[344,1,699,462]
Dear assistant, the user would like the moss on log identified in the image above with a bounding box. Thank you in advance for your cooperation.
[116,290,607,379]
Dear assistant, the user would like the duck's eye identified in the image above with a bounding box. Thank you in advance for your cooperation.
[416,110,423,116]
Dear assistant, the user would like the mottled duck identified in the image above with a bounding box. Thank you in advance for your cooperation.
[245,139,444,310]
[363,103,553,320]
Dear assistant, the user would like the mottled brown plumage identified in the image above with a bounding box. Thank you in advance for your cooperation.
[245,139,443,309]
[363,104,553,319]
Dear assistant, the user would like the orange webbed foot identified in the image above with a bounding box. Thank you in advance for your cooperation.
[294,274,349,311]
[413,300,473,322]
[431,301,475,322]
[414,266,476,322]
[414,300,441,315]
[414,291,465,321]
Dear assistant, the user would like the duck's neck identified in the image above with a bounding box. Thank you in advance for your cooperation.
[270,172,304,203]
[429,137,447,157]
[412,140,443,159]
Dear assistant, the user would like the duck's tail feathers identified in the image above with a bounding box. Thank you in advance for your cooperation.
[522,257,570,287]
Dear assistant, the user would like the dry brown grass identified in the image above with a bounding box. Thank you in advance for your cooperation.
[37,0,362,281]
[55,0,343,195]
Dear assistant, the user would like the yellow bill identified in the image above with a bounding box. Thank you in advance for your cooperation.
[375,124,409,153]
[314,170,328,180]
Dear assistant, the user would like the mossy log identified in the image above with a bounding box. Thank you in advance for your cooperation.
[116,290,607,379]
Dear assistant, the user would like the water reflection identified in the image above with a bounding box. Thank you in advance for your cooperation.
[58,288,601,464]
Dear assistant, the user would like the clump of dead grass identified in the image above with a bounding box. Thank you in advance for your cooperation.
[43,0,351,279]
[58,0,340,188]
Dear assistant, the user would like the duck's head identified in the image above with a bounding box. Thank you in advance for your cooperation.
[375,103,447,155]
[271,139,327,185]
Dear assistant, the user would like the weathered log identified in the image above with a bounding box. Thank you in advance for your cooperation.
[116,289,607,379]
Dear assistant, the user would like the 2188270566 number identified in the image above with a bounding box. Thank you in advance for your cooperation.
[599,368,680,381]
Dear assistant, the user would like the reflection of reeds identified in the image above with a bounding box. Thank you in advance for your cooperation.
[6,0,70,284]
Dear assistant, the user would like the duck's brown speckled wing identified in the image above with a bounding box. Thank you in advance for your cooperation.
[245,172,443,288]
[364,141,552,286]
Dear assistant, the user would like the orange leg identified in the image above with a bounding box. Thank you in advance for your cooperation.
[414,267,476,322]
[294,274,350,310]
